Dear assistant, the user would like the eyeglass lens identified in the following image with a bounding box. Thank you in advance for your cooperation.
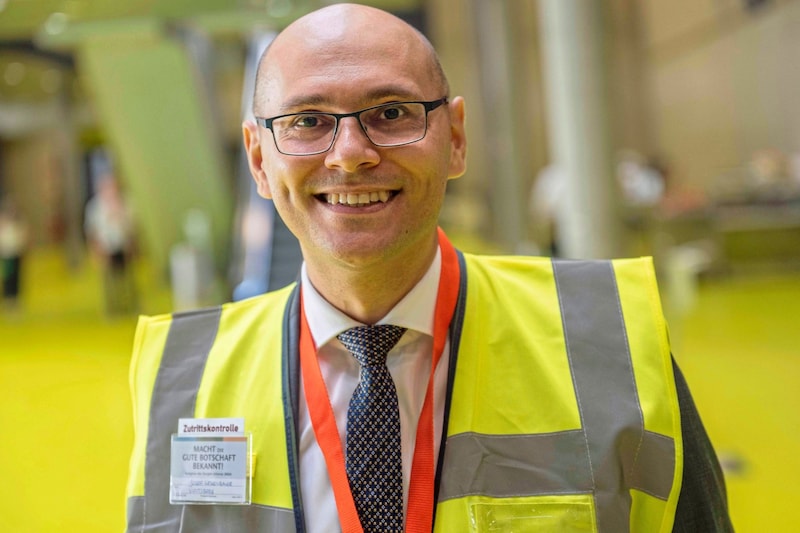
[272,102,429,155]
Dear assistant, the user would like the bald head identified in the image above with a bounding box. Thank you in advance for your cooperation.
[253,3,448,115]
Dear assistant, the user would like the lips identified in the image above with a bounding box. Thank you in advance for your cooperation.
[323,190,394,206]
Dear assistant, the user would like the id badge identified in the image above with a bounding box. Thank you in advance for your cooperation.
[169,418,252,505]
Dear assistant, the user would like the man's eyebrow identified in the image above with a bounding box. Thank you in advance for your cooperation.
[278,86,424,113]
[361,86,421,102]
[278,94,331,113]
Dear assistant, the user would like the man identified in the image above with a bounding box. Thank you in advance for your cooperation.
[84,174,137,314]
[126,3,732,532]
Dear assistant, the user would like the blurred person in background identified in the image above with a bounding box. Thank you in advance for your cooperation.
[124,4,732,532]
[0,196,28,312]
[84,173,137,315]
[616,149,666,208]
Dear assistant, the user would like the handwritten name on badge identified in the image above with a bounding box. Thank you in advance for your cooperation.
[169,418,252,505]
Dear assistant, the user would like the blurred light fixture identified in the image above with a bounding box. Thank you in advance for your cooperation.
[4,62,26,86]
[44,12,70,35]
[0,0,7,14]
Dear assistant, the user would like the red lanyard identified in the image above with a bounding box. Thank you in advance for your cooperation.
[299,228,460,533]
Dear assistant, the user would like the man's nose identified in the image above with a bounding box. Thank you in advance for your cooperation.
[324,116,380,172]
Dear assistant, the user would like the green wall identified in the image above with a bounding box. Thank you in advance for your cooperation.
[79,26,232,277]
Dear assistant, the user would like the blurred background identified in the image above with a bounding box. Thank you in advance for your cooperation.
[1,0,798,531]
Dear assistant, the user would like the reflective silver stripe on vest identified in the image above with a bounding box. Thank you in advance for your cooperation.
[554,259,660,533]
[439,430,593,498]
[126,307,295,532]
[438,260,674,533]
[127,497,296,532]
[438,430,672,501]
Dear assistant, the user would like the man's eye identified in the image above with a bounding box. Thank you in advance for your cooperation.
[293,115,320,128]
[380,106,404,120]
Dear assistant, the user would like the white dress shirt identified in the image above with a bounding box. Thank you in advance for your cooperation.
[298,246,450,532]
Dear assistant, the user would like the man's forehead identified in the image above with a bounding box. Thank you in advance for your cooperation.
[266,3,428,68]
[259,42,428,111]
[269,21,417,65]
[254,4,442,113]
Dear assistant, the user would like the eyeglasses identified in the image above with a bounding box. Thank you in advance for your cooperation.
[255,97,448,156]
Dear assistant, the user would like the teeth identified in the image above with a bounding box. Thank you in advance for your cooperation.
[325,191,393,206]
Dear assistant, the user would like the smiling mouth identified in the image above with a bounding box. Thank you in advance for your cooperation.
[320,190,398,207]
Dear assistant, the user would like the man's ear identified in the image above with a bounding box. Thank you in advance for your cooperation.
[242,121,272,199]
[447,96,467,180]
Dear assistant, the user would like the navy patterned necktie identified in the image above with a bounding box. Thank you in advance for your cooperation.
[337,325,407,532]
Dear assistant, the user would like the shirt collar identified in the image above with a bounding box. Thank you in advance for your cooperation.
[301,246,441,347]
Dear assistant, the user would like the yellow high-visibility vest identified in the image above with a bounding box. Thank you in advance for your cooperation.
[126,252,681,532]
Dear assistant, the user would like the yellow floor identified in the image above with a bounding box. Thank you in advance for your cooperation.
[1,247,799,532]
[0,249,171,533]
[671,272,800,532]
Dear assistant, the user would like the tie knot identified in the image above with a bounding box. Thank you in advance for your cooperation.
[337,325,406,367]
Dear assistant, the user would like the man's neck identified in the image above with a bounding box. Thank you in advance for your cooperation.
[304,237,438,325]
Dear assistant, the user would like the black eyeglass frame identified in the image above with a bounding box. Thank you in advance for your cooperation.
[254,96,449,156]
